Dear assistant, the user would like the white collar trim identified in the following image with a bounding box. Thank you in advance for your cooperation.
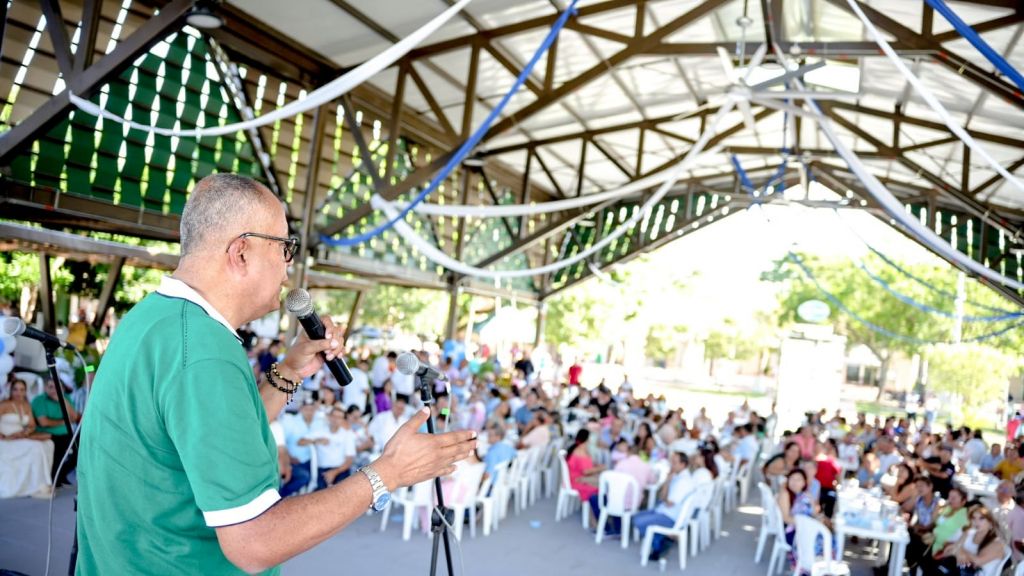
[156,276,242,343]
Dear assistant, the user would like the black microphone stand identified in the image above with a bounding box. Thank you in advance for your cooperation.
[416,371,455,576]
[43,345,79,575]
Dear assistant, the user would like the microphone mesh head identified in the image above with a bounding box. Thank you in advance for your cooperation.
[395,352,419,376]
[285,288,313,316]
[1,316,25,337]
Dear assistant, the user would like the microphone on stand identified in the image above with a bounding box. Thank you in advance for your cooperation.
[284,288,353,386]
[1,317,76,351]
[395,351,446,381]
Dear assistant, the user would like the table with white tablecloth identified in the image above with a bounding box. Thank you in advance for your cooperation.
[833,485,911,576]
[955,473,999,500]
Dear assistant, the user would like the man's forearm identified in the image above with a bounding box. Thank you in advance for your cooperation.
[217,472,374,573]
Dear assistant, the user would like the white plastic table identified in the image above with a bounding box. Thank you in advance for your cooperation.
[955,473,999,500]
[833,519,910,576]
[834,486,910,576]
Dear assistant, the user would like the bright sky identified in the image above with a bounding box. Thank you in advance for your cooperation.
[643,182,950,331]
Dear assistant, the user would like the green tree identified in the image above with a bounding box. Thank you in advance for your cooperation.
[703,318,760,377]
[926,343,1019,428]
[765,253,950,399]
[321,285,448,337]
[645,322,688,366]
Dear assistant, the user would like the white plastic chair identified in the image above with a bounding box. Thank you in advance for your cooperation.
[401,481,435,541]
[639,491,700,571]
[981,546,1011,576]
[724,459,741,512]
[540,442,560,499]
[646,461,671,511]
[501,453,525,519]
[765,493,792,576]
[554,450,588,529]
[710,474,727,541]
[379,485,408,532]
[595,471,641,549]
[755,482,778,563]
[447,462,486,541]
[792,516,849,576]
[737,460,755,506]
[688,482,716,553]
[478,464,508,536]
[524,446,545,506]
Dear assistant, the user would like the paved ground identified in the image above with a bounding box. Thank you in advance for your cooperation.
[1,483,891,576]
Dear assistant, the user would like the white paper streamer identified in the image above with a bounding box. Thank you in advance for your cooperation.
[846,0,1024,200]
[371,99,738,279]
[400,144,727,218]
[770,44,1024,291]
[67,0,473,138]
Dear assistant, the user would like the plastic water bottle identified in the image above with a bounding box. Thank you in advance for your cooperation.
[659,558,667,572]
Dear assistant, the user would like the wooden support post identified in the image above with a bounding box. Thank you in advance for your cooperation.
[92,256,125,331]
[342,290,366,345]
[38,253,55,334]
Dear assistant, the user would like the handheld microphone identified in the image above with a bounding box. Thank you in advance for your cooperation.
[396,351,445,381]
[284,289,353,386]
[1,317,76,351]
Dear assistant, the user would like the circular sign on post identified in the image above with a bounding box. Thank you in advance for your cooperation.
[797,299,831,323]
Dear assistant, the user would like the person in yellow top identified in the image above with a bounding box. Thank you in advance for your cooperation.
[994,445,1024,481]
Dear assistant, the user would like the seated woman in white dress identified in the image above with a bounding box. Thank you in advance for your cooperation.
[0,379,55,498]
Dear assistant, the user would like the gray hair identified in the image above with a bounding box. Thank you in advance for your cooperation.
[179,174,274,257]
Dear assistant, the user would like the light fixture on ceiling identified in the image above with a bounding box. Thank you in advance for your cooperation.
[186,1,224,30]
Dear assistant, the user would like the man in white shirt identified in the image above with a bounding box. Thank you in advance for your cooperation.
[370,352,394,390]
[963,429,987,466]
[391,370,416,398]
[316,407,357,489]
[368,394,410,452]
[873,436,903,484]
[281,400,328,498]
[630,451,694,560]
[342,360,371,411]
[732,424,759,466]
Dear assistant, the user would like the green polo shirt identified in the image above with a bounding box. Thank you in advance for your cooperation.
[31,393,74,435]
[76,278,280,575]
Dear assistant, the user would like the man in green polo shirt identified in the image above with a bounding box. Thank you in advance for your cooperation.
[76,174,478,575]
[31,378,80,486]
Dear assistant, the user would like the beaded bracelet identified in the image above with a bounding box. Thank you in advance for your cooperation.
[265,364,300,404]
[271,362,301,388]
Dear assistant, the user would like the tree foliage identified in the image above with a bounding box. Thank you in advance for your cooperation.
[926,343,1019,426]
[321,285,448,337]
[764,251,1024,397]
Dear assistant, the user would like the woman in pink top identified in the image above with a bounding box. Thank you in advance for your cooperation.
[794,425,818,459]
[567,429,604,525]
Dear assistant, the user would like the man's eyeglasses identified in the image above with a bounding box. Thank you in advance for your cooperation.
[228,232,300,263]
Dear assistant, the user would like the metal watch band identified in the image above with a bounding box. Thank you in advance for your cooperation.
[360,465,386,499]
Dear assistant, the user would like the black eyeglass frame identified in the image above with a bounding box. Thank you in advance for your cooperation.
[228,232,300,263]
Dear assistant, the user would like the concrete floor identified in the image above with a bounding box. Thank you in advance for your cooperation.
[0,483,893,576]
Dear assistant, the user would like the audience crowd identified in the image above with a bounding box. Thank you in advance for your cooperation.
[5,330,1024,576]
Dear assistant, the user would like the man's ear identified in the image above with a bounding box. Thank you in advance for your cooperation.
[226,236,248,273]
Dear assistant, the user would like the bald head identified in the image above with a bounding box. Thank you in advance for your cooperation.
[180,174,279,257]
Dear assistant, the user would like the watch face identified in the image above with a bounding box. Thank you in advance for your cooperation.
[373,492,391,511]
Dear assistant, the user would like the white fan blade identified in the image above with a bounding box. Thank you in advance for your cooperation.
[742,44,769,84]
[756,90,860,101]
[738,99,758,135]
[717,46,738,83]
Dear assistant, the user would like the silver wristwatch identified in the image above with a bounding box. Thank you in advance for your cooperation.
[359,465,391,512]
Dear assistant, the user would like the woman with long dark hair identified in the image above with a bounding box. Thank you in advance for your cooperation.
[566,429,606,527]
[885,463,918,514]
